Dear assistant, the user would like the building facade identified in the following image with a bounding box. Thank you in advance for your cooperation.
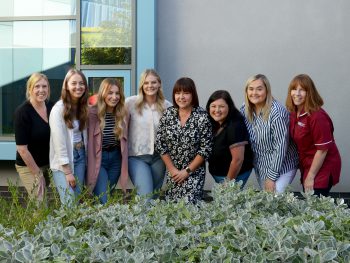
[0,0,156,185]
[156,0,350,192]
[1,0,349,192]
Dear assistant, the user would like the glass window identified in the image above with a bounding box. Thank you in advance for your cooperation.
[88,76,124,95]
[0,0,76,17]
[81,0,132,65]
[0,20,76,136]
[0,0,135,140]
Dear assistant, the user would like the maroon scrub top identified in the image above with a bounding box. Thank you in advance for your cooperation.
[290,108,341,188]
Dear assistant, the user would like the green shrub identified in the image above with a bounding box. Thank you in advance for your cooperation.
[0,182,61,234]
[0,182,349,262]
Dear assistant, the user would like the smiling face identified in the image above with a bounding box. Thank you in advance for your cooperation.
[174,90,193,110]
[104,84,120,112]
[209,98,229,125]
[290,85,306,111]
[246,79,267,110]
[142,74,160,98]
[30,78,49,104]
[66,73,86,103]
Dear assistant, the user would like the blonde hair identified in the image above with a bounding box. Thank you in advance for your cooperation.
[96,78,126,139]
[135,69,166,115]
[26,73,50,101]
[244,74,273,122]
[286,74,324,113]
[61,68,89,131]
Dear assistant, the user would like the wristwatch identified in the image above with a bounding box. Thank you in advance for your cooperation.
[185,166,192,174]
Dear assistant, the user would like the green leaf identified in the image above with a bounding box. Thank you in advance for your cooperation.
[14,251,26,263]
[51,243,60,256]
[267,251,281,260]
[312,254,321,263]
[35,247,50,260]
[278,228,288,240]
[200,230,215,238]
[1,240,13,252]
[338,243,350,253]
[218,246,226,258]
[23,248,33,261]
[0,251,10,260]
[41,229,51,241]
[322,249,337,261]
[314,221,325,232]
[66,226,77,237]
[304,247,318,257]
[15,249,34,263]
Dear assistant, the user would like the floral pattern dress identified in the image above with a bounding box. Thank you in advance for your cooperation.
[155,106,213,204]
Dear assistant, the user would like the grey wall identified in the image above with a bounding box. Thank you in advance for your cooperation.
[156,0,349,192]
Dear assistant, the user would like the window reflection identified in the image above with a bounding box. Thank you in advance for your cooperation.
[0,0,134,137]
[0,0,76,17]
[88,76,124,95]
[0,20,76,135]
[81,0,132,65]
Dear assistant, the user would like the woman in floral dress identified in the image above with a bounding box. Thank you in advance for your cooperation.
[156,77,212,204]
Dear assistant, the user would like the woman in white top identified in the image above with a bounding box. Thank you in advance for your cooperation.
[49,69,89,206]
[126,69,172,198]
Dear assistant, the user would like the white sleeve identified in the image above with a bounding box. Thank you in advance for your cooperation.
[49,104,70,165]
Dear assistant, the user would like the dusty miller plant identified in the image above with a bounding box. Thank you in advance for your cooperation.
[0,181,349,262]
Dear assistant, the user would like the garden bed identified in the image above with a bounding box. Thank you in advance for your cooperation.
[0,182,349,262]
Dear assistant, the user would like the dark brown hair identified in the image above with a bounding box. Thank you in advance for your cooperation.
[172,77,199,108]
[206,90,243,132]
[61,68,89,131]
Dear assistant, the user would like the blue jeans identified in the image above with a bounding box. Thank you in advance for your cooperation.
[129,154,166,198]
[94,148,121,204]
[73,147,86,196]
[52,147,86,206]
[212,169,252,189]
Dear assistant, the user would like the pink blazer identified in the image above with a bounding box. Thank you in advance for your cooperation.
[87,106,129,192]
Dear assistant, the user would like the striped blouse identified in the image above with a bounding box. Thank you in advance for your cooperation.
[240,100,298,181]
[102,112,119,148]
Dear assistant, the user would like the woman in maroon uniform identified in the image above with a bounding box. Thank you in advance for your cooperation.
[286,74,341,196]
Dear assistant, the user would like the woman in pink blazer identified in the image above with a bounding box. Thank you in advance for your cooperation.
[87,78,129,204]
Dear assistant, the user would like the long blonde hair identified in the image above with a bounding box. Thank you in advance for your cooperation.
[96,78,126,139]
[135,69,166,114]
[244,74,273,122]
[26,73,50,101]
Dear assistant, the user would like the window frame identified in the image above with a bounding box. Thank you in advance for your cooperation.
[0,0,144,160]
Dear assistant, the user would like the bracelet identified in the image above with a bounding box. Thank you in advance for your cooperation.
[64,171,72,175]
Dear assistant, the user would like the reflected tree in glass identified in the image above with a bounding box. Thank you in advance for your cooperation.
[81,0,132,65]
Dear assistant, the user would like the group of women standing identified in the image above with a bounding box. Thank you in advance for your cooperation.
[14,69,342,206]
[14,68,172,206]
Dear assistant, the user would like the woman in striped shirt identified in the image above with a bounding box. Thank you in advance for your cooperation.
[87,78,129,204]
[240,74,298,193]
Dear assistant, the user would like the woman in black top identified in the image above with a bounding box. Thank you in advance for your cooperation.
[206,90,253,188]
[14,73,53,202]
